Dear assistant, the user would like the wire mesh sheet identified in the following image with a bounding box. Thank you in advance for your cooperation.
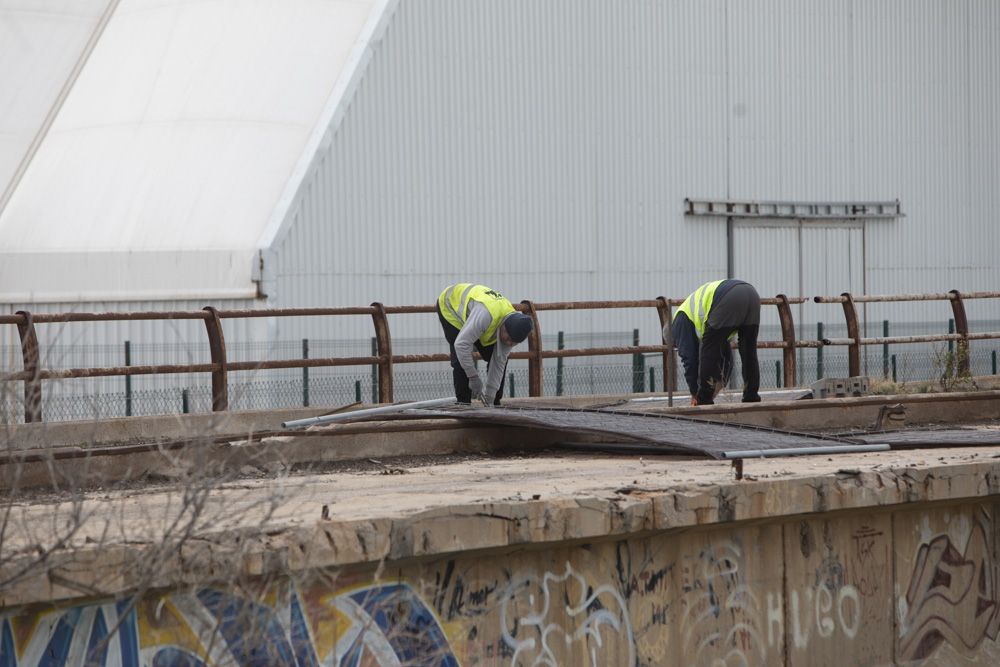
[852,428,1000,447]
[388,406,856,459]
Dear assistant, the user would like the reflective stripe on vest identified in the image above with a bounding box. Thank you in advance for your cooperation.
[675,280,725,338]
[438,283,516,346]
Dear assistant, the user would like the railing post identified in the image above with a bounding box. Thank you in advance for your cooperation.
[202,306,228,412]
[519,300,543,397]
[370,338,377,403]
[816,322,824,380]
[556,331,564,396]
[302,338,310,407]
[124,340,132,417]
[632,329,644,392]
[948,290,970,375]
[775,294,796,389]
[882,320,889,378]
[654,296,676,393]
[841,293,861,377]
[370,302,393,403]
[15,310,42,423]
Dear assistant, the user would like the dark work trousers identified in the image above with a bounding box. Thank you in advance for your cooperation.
[697,283,761,404]
[438,308,506,405]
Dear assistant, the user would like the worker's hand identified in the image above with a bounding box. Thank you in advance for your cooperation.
[690,395,699,406]
[468,374,484,398]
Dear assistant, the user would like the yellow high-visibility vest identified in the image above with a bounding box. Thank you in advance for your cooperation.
[675,280,725,338]
[438,283,515,346]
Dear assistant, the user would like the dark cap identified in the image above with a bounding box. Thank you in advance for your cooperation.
[503,313,533,344]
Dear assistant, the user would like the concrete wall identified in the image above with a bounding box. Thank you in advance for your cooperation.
[2,497,997,666]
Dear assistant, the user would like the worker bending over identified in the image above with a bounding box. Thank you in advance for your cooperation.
[667,279,761,405]
[437,283,533,405]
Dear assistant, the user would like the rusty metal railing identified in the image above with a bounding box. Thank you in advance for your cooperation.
[2,291,997,423]
[813,290,1000,377]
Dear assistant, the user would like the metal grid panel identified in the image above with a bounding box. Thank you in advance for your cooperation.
[393,405,856,459]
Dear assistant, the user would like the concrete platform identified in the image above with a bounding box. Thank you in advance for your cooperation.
[2,391,1000,665]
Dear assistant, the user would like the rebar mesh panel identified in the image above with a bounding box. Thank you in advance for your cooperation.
[853,428,1000,446]
[393,406,856,459]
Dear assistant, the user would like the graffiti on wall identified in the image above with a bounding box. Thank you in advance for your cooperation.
[499,561,635,666]
[0,582,457,666]
[679,539,767,666]
[898,508,1000,661]
[6,503,1000,666]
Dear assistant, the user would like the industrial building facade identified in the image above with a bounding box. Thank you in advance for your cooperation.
[1,1,998,419]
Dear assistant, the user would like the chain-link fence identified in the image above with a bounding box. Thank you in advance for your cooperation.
[3,321,999,424]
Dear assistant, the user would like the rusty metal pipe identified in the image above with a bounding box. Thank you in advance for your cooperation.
[528,300,666,310]
[215,307,377,318]
[227,357,381,371]
[5,292,1000,424]
[2,363,219,381]
[823,332,1000,345]
[775,294,797,387]
[2,311,210,324]
[15,310,42,422]
[383,305,438,315]
[814,291,1000,304]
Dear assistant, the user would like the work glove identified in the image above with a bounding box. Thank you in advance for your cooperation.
[468,374,484,399]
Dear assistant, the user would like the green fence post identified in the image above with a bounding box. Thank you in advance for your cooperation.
[632,329,644,392]
[182,388,189,414]
[776,360,781,388]
[556,331,564,396]
[993,350,997,376]
[891,355,897,383]
[649,367,655,393]
[124,340,132,417]
[948,319,955,355]
[816,322,823,380]
[882,320,889,379]
[509,372,516,398]
[302,338,310,407]
[355,380,362,403]
[370,337,377,403]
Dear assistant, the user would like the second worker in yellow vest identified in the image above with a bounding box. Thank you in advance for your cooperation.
[666,279,762,405]
[437,283,534,405]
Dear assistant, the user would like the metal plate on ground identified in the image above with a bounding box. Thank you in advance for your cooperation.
[380,405,857,459]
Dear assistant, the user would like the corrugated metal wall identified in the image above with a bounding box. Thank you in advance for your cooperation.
[273,0,731,348]
[270,0,1000,351]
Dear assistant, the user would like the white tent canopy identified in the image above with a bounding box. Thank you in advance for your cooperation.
[0,0,381,302]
